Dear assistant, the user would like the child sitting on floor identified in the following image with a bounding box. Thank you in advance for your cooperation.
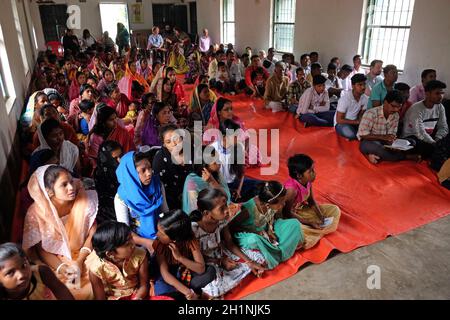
[283,154,341,249]
[251,67,267,98]
[87,221,151,300]
[190,187,267,299]
[123,102,138,126]
[215,62,234,94]
[153,209,216,300]
[0,243,74,300]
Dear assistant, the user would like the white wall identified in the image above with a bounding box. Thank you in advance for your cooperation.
[197,0,221,45]
[0,0,37,176]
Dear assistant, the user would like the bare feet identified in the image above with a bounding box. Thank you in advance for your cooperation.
[365,154,380,164]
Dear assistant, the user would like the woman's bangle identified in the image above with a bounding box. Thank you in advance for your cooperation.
[56,263,69,274]
[80,247,92,254]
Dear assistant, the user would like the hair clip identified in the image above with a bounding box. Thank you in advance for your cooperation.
[159,213,165,218]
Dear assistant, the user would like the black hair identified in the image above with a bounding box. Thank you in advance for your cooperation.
[159,124,179,143]
[40,118,62,139]
[197,83,209,97]
[87,75,98,83]
[131,80,145,95]
[28,149,56,177]
[152,60,162,71]
[370,59,383,68]
[241,53,249,59]
[300,54,310,61]
[313,75,327,86]
[353,54,362,61]
[351,73,367,85]
[79,83,93,97]
[192,146,219,181]
[384,90,405,104]
[76,71,85,80]
[44,165,70,191]
[158,209,194,242]
[39,103,57,118]
[394,82,411,92]
[340,64,353,73]
[288,154,314,179]
[310,51,319,57]
[34,92,47,105]
[152,101,170,118]
[79,99,95,113]
[142,92,156,108]
[216,97,232,114]
[47,54,57,65]
[327,63,337,71]
[216,50,226,56]
[162,77,172,88]
[92,221,132,260]
[165,66,175,75]
[103,68,114,77]
[383,64,397,75]
[0,243,27,270]
[255,67,265,75]
[190,187,228,221]
[217,61,226,68]
[421,69,436,80]
[92,103,116,138]
[311,62,322,71]
[133,150,154,168]
[424,80,446,92]
[104,83,119,97]
[296,66,305,74]
[250,55,259,61]
[257,181,287,204]
[330,57,340,63]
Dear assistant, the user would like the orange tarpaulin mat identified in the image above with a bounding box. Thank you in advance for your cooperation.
[200,92,450,300]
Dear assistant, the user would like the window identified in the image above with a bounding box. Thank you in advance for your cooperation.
[0,23,16,110]
[99,3,130,44]
[11,0,29,75]
[222,0,235,45]
[361,0,415,70]
[272,0,296,53]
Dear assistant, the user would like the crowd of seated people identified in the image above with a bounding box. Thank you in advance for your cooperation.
[2,22,448,301]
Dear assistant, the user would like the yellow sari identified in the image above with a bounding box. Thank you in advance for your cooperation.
[168,52,189,74]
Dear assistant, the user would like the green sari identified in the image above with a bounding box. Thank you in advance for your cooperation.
[233,198,303,269]
[182,172,231,215]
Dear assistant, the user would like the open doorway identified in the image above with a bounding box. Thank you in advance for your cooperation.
[99,3,130,45]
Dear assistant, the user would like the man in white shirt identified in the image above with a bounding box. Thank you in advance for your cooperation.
[349,54,367,78]
[335,74,369,140]
[337,64,353,94]
[199,29,211,53]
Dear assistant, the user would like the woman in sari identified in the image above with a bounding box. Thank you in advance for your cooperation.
[115,151,168,253]
[20,91,49,138]
[189,84,216,125]
[160,77,179,113]
[33,118,81,175]
[87,104,135,163]
[69,84,94,118]
[182,147,231,215]
[152,66,186,105]
[101,83,130,119]
[97,69,116,94]
[283,154,341,249]
[206,97,261,167]
[168,43,189,75]
[22,165,98,300]
[229,181,302,270]
[134,101,173,148]
[88,55,107,80]
[68,71,87,102]
[137,57,152,83]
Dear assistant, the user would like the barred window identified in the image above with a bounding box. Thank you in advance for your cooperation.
[361,0,415,70]
[222,0,235,45]
[273,0,296,53]
[0,23,16,108]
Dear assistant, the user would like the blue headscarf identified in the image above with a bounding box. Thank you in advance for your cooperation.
[116,151,163,239]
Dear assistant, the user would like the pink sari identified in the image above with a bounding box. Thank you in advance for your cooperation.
[23,165,98,299]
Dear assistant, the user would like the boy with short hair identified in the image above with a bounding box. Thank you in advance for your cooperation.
[335,74,368,140]
[295,75,334,127]
[402,80,448,158]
